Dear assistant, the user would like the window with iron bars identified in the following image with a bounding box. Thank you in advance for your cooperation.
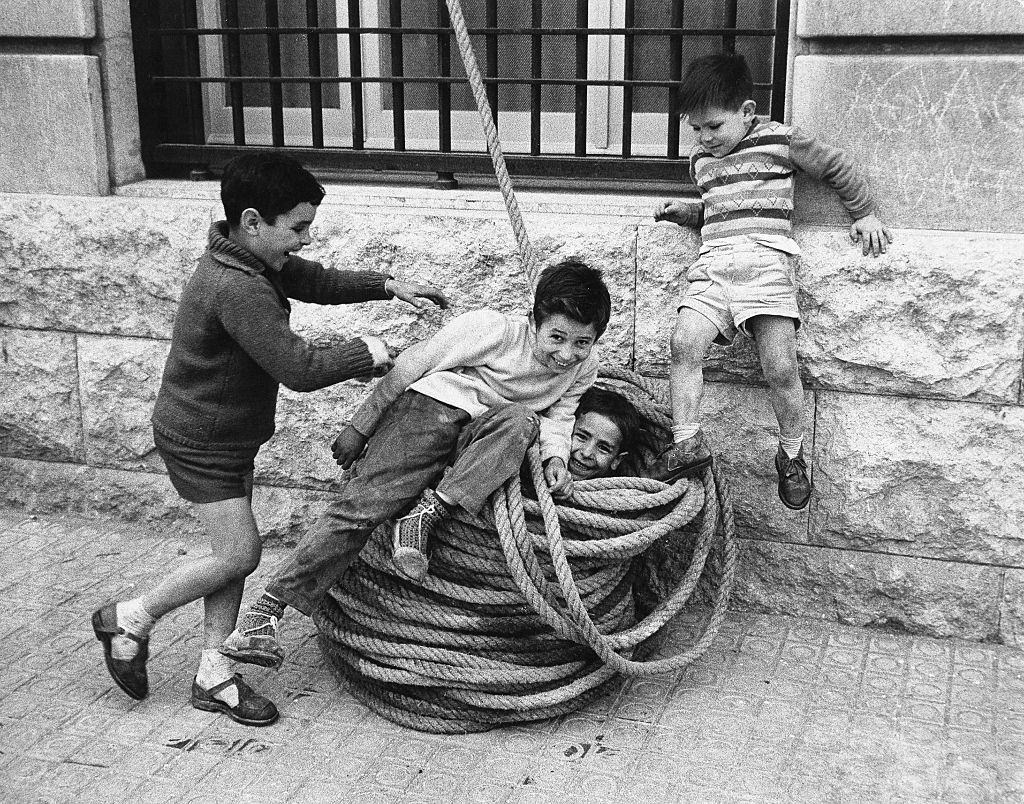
[130,0,790,186]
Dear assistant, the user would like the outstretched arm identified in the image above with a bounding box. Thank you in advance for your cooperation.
[654,199,704,228]
[385,278,449,310]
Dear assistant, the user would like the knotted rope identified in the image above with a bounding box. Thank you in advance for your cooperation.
[312,1,738,733]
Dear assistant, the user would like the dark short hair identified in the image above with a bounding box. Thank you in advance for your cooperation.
[532,260,611,338]
[221,153,326,227]
[576,387,642,455]
[676,52,753,116]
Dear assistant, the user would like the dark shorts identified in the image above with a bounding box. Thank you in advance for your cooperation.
[153,430,257,504]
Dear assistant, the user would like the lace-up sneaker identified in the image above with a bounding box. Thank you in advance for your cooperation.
[775,445,812,510]
[220,605,285,669]
[392,490,449,582]
[647,432,712,482]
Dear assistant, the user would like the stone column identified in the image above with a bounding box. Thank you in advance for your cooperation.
[0,0,144,194]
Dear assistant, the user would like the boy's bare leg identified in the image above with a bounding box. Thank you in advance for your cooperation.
[748,314,812,510]
[649,309,719,482]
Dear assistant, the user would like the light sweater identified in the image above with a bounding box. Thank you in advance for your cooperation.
[349,309,599,463]
[681,119,876,251]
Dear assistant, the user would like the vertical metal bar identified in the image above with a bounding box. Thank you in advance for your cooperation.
[620,0,634,158]
[769,0,791,122]
[347,0,364,149]
[666,0,683,159]
[723,0,738,52]
[306,0,324,147]
[224,0,246,144]
[486,0,498,127]
[574,0,587,156]
[389,0,405,150]
[530,0,541,155]
[265,0,285,146]
[181,0,206,149]
[437,0,452,152]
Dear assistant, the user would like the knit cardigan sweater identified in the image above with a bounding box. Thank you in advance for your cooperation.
[152,222,391,450]
[682,119,876,243]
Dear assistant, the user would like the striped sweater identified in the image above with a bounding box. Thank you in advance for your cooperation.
[686,119,876,244]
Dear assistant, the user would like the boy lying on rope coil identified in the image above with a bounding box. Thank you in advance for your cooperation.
[221,261,616,671]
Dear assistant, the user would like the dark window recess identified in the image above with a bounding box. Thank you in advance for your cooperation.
[131,0,790,185]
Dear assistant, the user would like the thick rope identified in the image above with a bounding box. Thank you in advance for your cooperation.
[443,0,540,287]
[315,370,739,733]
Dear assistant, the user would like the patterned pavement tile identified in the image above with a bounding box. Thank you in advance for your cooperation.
[1,510,1022,803]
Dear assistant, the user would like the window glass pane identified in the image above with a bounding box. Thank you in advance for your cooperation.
[221,0,340,109]
[632,0,776,115]
[380,0,577,113]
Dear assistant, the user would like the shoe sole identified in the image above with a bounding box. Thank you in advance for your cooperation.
[218,646,284,669]
[658,455,713,483]
[191,696,279,727]
[92,608,147,701]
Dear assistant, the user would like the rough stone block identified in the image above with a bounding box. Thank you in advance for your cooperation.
[0,456,331,546]
[0,56,108,195]
[95,0,145,186]
[798,0,1024,36]
[797,228,1024,403]
[0,328,83,462]
[636,224,1024,402]
[791,56,1024,234]
[733,539,1002,641]
[699,381,814,543]
[0,0,94,37]
[1001,569,1024,650]
[0,195,215,337]
[294,210,636,369]
[77,336,168,471]
[813,392,1024,567]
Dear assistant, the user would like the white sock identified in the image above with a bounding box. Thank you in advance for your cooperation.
[779,434,804,459]
[672,423,701,444]
[196,649,238,706]
[110,598,157,661]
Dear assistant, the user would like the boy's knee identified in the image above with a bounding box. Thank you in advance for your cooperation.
[762,356,801,389]
[501,403,540,437]
[670,326,704,367]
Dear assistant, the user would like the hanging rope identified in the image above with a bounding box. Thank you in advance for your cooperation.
[312,1,739,733]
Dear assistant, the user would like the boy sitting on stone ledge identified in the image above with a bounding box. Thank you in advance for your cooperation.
[221,261,612,671]
[650,52,892,511]
[92,154,447,727]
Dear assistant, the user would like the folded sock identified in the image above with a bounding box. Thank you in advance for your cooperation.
[196,649,238,706]
[779,434,804,459]
[253,593,285,620]
[672,423,701,444]
[110,598,157,661]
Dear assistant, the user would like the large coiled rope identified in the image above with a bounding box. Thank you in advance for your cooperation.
[312,1,738,733]
[315,369,738,733]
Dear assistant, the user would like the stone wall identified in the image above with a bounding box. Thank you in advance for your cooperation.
[2,183,1023,648]
[1,0,1023,648]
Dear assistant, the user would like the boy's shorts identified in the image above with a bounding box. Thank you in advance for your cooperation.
[153,429,257,504]
[678,242,800,345]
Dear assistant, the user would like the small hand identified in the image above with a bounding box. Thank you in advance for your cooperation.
[358,335,394,376]
[653,200,694,227]
[331,425,369,469]
[385,279,450,310]
[849,214,893,257]
[544,457,574,500]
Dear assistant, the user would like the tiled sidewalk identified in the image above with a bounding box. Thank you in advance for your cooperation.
[0,509,1021,804]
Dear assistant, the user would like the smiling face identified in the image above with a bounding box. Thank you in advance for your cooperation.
[569,411,626,480]
[686,100,756,158]
[530,313,598,373]
[240,201,317,271]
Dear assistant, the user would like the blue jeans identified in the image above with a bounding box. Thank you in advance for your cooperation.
[268,391,539,614]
